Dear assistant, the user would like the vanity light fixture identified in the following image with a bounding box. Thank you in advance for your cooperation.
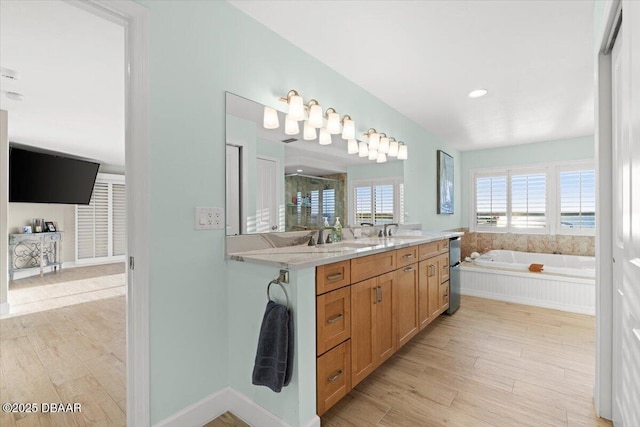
[297,169,303,172]
[398,142,408,160]
[341,115,355,140]
[379,134,390,154]
[325,108,341,134]
[368,147,378,161]
[319,128,332,145]
[365,128,380,151]
[358,141,369,157]
[285,114,300,135]
[377,151,387,163]
[303,121,317,140]
[263,106,280,129]
[347,139,359,154]
[279,89,305,120]
[388,138,399,157]
[307,99,323,128]
[468,88,488,98]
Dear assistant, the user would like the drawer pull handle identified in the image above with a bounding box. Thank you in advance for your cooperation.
[327,314,344,324]
[429,265,435,276]
[327,273,343,280]
[377,286,383,303]
[404,266,415,272]
[402,253,414,259]
[328,369,344,383]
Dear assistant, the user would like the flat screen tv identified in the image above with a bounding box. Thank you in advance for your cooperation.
[9,146,100,205]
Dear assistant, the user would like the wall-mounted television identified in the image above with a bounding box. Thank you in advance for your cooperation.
[9,145,100,205]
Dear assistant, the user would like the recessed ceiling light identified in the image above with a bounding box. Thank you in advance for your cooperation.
[1,67,20,80]
[297,169,303,172]
[1,90,24,101]
[469,89,488,98]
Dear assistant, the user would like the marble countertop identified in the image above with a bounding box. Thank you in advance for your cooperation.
[228,231,463,270]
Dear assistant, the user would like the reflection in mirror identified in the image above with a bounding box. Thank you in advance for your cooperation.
[225,92,403,235]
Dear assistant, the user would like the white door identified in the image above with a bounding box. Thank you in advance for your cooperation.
[256,157,278,233]
[226,145,241,235]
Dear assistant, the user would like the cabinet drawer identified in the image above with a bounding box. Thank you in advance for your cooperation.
[317,287,351,356]
[438,239,450,254]
[317,340,351,416]
[440,253,450,283]
[396,246,419,268]
[317,260,351,295]
[441,281,450,308]
[419,241,439,260]
[351,251,397,283]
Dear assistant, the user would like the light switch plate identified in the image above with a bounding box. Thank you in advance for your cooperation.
[195,207,224,230]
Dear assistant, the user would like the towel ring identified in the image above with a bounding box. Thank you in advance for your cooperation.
[267,279,290,310]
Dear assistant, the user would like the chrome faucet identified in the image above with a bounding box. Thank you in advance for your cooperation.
[317,226,335,245]
[383,223,399,237]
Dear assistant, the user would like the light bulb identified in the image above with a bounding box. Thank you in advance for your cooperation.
[319,128,332,145]
[327,111,341,134]
[285,114,299,135]
[288,94,305,120]
[368,132,380,151]
[398,143,408,160]
[347,139,358,154]
[377,152,387,163]
[303,121,317,140]
[308,104,323,128]
[379,136,390,153]
[263,106,279,129]
[341,118,355,140]
[368,148,378,161]
[358,141,369,157]
[388,139,399,157]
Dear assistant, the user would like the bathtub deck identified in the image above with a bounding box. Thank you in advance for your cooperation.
[321,295,609,426]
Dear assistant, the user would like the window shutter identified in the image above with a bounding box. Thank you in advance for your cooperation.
[560,170,595,229]
[322,189,336,224]
[374,184,394,224]
[354,186,372,224]
[77,195,96,260]
[475,176,507,227]
[93,182,109,258]
[511,173,546,229]
[112,183,126,256]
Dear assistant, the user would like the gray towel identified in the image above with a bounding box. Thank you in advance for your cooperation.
[252,301,294,392]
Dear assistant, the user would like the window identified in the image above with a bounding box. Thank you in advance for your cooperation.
[559,169,595,231]
[352,178,404,225]
[322,189,336,224]
[472,161,595,235]
[76,174,126,263]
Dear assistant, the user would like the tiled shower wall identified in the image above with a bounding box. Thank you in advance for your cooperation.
[454,228,595,259]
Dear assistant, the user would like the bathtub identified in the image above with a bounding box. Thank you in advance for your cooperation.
[460,250,595,315]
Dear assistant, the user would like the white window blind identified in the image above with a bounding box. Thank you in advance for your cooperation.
[475,176,507,228]
[76,175,126,263]
[511,173,546,229]
[354,186,373,224]
[374,184,395,224]
[560,170,595,229]
[353,179,403,225]
[322,189,336,224]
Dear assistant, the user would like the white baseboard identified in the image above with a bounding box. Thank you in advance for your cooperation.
[0,302,9,315]
[461,288,596,315]
[153,387,320,427]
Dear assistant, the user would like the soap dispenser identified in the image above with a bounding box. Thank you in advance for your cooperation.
[334,217,342,242]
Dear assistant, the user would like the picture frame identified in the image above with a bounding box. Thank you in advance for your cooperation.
[437,150,454,214]
[23,225,33,234]
[45,221,57,232]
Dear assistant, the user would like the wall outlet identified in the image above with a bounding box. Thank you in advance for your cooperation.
[195,207,224,230]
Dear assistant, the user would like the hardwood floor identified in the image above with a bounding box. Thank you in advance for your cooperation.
[0,264,126,426]
[203,411,250,427]
[321,296,611,427]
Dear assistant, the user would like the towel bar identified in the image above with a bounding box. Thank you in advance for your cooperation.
[267,279,290,310]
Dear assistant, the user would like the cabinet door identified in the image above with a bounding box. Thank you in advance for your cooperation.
[419,258,440,330]
[317,340,351,416]
[419,241,439,260]
[428,257,441,320]
[351,250,397,283]
[396,263,419,348]
[317,287,351,356]
[440,281,450,311]
[439,253,450,283]
[375,271,396,366]
[351,278,377,386]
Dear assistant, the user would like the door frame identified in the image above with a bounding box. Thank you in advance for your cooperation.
[65,1,151,425]
[256,155,282,232]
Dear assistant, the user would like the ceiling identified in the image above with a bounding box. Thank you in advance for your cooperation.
[0,0,124,167]
[229,0,595,152]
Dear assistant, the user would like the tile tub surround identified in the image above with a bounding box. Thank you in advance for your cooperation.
[457,229,595,259]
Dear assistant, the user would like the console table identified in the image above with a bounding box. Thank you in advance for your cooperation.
[9,232,63,280]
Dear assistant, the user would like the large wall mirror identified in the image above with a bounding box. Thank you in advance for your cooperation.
[225,92,404,235]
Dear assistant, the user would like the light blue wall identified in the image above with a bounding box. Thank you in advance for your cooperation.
[140,0,461,422]
[460,135,594,227]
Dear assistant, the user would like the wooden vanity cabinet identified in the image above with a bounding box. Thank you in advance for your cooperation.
[316,260,351,295]
[317,340,351,416]
[418,240,450,329]
[351,250,397,283]
[395,262,419,348]
[317,287,351,356]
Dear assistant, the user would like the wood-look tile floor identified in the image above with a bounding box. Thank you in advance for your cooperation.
[0,264,126,426]
[321,296,611,427]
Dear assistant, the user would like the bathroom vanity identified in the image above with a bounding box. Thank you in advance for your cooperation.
[227,231,460,424]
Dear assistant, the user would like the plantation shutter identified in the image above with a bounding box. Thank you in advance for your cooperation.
[560,170,595,229]
[475,176,507,228]
[354,186,372,224]
[112,183,127,256]
[322,189,336,224]
[511,173,546,229]
[374,184,394,224]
